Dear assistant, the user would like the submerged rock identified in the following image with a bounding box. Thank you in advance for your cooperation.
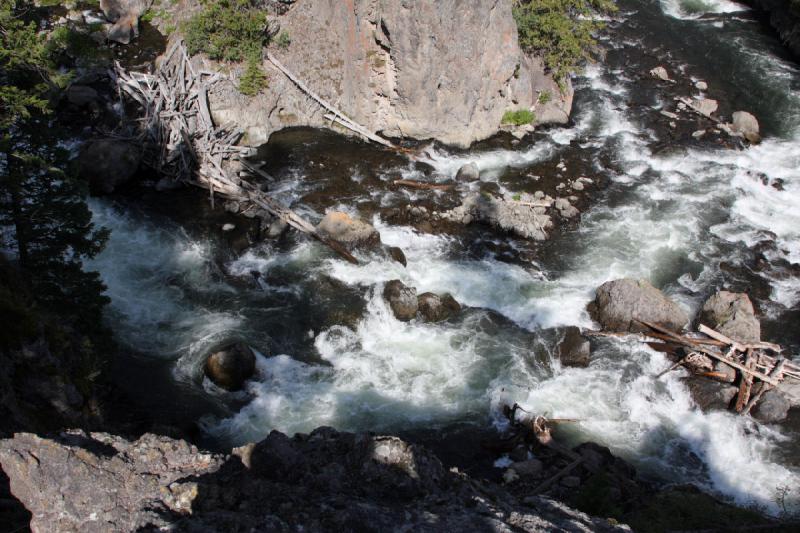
[204,342,256,391]
[316,211,381,250]
[417,292,461,322]
[0,428,629,532]
[697,291,760,343]
[588,278,689,333]
[383,279,418,321]
[556,326,590,367]
[78,140,141,194]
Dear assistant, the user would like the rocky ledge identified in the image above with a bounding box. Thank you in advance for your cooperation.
[0,429,628,532]
[203,0,572,147]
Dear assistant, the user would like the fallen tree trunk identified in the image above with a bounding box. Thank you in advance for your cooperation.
[111,40,358,264]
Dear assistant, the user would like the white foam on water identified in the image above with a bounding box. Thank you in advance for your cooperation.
[87,200,242,364]
[660,0,747,19]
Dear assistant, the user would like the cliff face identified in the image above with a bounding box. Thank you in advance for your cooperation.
[0,428,628,532]
[208,0,571,147]
[744,0,800,58]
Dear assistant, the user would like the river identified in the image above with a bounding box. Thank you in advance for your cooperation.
[86,0,800,514]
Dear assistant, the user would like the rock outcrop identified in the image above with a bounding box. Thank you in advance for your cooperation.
[78,140,141,194]
[0,428,629,532]
[556,326,591,368]
[417,292,461,322]
[588,279,689,333]
[100,0,152,44]
[441,193,553,241]
[697,291,760,343]
[206,0,572,147]
[316,211,381,250]
[383,279,418,321]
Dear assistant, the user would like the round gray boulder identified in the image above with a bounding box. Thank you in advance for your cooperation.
[455,162,479,181]
[587,278,689,333]
[383,280,418,321]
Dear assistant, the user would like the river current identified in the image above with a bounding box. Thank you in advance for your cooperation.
[87,0,800,514]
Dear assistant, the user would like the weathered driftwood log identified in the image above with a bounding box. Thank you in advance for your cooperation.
[393,179,455,191]
[112,40,358,264]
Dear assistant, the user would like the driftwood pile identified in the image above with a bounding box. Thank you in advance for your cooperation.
[636,320,799,416]
[110,40,362,263]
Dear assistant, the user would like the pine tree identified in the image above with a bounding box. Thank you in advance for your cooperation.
[1,0,109,329]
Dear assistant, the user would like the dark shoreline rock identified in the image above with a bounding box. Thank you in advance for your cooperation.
[0,428,630,532]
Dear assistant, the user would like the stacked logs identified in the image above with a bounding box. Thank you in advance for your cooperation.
[110,40,358,263]
[636,320,799,416]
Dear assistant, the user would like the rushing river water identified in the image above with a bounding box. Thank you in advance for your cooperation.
[87,0,799,514]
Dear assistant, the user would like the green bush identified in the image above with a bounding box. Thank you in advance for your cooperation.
[275,30,291,49]
[513,0,617,85]
[183,0,270,62]
[502,108,535,126]
[538,90,552,104]
[239,51,267,96]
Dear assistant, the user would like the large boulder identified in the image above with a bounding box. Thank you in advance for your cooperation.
[556,326,590,367]
[587,279,689,333]
[441,193,553,241]
[206,0,572,147]
[417,292,461,322]
[697,291,760,343]
[731,111,760,143]
[683,377,738,411]
[78,140,141,194]
[100,0,152,44]
[316,211,381,250]
[204,342,256,391]
[383,280,418,321]
[751,389,791,424]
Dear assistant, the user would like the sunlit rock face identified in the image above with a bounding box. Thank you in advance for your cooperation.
[207,0,571,147]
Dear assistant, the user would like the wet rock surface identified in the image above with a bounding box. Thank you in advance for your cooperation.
[556,327,591,368]
[588,279,689,333]
[383,279,418,321]
[698,291,761,343]
[0,428,630,532]
[417,292,461,323]
[316,211,381,250]
[204,343,257,391]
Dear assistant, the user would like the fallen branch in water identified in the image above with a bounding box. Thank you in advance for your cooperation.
[393,179,455,191]
[111,40,358,264]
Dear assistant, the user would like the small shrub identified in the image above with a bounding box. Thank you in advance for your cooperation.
[538,90,552,104]
[275,30,291,49]
[512,193,522,201]
[239,51,267,96]
[501,108,535,126]
[513,0,617,85]
[184,0,270,62]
